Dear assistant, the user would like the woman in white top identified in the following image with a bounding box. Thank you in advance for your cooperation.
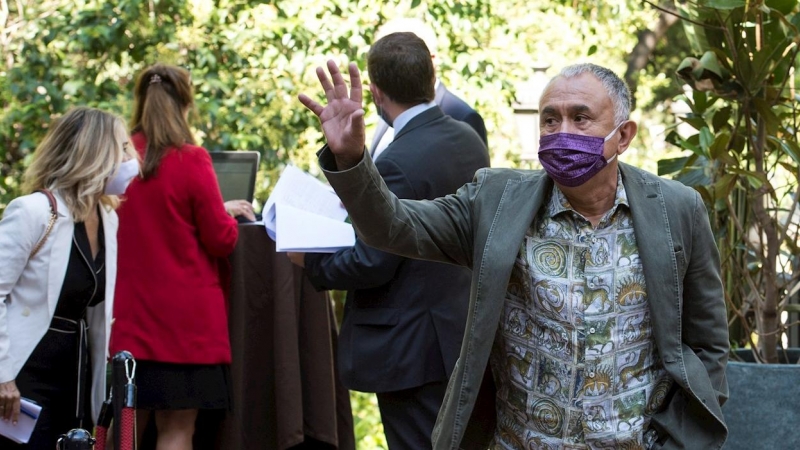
[0,107,138,449]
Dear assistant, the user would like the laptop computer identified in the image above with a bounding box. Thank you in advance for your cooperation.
[210,151,260,203]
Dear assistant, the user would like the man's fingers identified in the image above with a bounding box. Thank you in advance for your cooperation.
[327,60,349,100]
[348,62,363,104]
[316,66,335,103]
[349,108,366,132]
[298,94,324,117]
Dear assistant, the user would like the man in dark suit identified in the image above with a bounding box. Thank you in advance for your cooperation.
[288,32,489,449]
[369,18,487,160]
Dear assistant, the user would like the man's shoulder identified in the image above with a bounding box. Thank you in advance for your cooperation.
[620,163,695,197]
[440,90,477,117]
[474,167,547,185]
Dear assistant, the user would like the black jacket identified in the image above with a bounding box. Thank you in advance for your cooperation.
[305,106,490,392]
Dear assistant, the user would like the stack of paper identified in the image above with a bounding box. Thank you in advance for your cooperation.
[0,398,41,444]
[263,165,355,253]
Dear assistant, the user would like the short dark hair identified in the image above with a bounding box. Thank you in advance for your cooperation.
[367,32,435,105]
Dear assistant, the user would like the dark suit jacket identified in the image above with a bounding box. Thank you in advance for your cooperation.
[305,106,490,393]
[369,82,487,154]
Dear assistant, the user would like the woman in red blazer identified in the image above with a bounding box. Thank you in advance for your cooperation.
[110,63,253,449]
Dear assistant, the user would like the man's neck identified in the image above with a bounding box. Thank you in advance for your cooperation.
[558,166,619,227]
[392,101,437,134]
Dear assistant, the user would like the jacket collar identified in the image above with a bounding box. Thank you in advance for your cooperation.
[392,106,445,143]
[434,81,447,105]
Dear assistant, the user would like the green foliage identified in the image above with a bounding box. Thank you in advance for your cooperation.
[350,391,387,449]
[662,0,800,362]
[2,0,679,212]
[0,0,706,439]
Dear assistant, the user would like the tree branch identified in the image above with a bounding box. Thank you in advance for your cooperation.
[626,1,680,106]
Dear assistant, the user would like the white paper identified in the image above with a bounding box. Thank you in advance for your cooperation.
[275,203,355,252]
[0,398,41,444]
[264,165,355,252]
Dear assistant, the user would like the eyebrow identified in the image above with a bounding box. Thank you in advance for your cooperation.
[540,104,593,116]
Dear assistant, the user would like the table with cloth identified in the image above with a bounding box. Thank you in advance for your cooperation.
[156,223,355,449]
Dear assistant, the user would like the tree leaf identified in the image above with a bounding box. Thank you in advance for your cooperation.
[703,0,747,9]
[727,167,769,189]
[680,115,711,132]
[698,50,724,79]
[658,156,690,176]
[712,106,732,133]
[775,137,800,165]
[712,173,737,200]
[699,126,715,154]
[587,44,597,56]
[709,131,737,165]
[766,0,798,15]
[752,98,781,135]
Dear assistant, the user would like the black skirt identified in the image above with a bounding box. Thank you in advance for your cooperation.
[133,361,231,410]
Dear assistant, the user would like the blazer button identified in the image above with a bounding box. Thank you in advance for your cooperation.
[22,307,31,317]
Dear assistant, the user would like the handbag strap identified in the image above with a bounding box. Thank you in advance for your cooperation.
[29,189,58,258]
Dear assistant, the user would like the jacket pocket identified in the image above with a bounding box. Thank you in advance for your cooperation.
[350,307,400,326]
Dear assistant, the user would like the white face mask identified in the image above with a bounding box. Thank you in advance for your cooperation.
[104,158,139,195]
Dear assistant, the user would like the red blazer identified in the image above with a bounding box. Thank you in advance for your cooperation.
[110,133,238,364]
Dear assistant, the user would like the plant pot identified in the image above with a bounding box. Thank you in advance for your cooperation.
[721,348,800,449]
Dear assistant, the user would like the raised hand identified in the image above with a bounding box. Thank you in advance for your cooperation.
[299,60,366,170]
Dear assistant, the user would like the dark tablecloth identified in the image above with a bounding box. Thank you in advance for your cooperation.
[189,223,354,449]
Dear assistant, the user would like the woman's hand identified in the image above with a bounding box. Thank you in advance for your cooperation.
[224,200,256,222]
[0,380,21,424]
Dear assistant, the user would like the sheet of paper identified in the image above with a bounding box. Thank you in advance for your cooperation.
[0,398,41,444]
[275,203,355,253]
[263,165,348,241]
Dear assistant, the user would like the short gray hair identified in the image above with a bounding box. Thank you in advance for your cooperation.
[549,63,631,124]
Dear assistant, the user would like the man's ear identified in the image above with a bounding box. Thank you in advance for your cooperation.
[370,84,383,106]
[616,120,638,155]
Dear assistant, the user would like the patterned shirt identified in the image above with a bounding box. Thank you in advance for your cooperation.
[491,172,673,449]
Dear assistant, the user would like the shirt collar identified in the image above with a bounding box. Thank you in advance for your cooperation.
[546,169,629,219]
[393,101,437,135]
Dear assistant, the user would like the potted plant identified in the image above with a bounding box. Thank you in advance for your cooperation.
[655,1,800,447]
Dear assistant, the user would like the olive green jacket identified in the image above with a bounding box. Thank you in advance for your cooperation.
[320,148,729,450]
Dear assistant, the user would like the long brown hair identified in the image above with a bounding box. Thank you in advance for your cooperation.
[23,107,129,221]
[130,63,195,179]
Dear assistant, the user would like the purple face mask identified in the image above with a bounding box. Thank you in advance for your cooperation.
[538,123,622,187]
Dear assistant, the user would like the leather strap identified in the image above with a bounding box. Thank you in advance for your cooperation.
[30,189,58,258]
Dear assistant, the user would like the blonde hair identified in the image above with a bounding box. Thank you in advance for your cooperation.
[22,107,129,222]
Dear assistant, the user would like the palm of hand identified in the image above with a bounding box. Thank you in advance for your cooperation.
[299,60,366,162]
[318,95,365,155]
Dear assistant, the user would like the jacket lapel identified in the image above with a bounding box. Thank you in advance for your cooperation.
[621,164,681,363]
[456,173,552,436]
[100,206,118,315]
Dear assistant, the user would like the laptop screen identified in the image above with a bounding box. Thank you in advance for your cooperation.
[210,151,260,203]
